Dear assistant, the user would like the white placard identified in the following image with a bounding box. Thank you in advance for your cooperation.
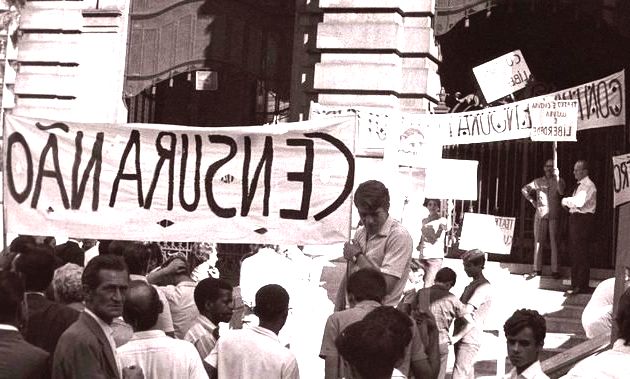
[529,100,578,141]
[613,153,630,208]
[473,49,531,103]
[4,115,356,244]
[459,213,515,255]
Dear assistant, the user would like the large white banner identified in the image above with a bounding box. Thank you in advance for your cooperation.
[4,115,356,244]
[613,153,630,208]
[473,49,532,103]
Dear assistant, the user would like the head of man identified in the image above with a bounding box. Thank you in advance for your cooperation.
[616,287,630,345]
[52,263,84,305]
[543,159,555,177]
[194,278,234,325]
[113,241,150,276]
[573,160,589,181]
[354,180,390,236]
[0,271,26,328]
[423,198,441,216]
[434,267,457,289]
[82,255,129,324]
[462,249,485,278]
[347,269,386,306]
[503,309,546,373]
[13,244,56,292]
[254,284,290,334]
[122,281,163,332]
[336,306,412,379]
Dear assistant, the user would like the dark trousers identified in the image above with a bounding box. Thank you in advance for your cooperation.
[568,213,594,289]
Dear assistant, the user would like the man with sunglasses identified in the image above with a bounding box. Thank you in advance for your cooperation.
[336,180,413,310]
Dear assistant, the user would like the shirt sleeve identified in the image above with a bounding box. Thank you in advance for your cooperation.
[187,344,210,379]
[381,228,413,279]
[282,355,301,379]
[466,283,492,310]
[155,287,175,333]
[319,314,340,358]
[451,296,469,318]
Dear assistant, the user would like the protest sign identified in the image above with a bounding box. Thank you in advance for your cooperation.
[473,50,531,103]
[459,213,515,255]
[613,153,630,207]
[3,115,356,244]
[424,159,478,200]
[529,100,578,142]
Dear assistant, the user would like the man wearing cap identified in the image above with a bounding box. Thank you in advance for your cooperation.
[336,180,413,310]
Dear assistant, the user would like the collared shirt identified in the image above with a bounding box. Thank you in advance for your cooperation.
[561,176,596,214]
[522,176,565,219]
[129,274,175,334]
[84,308,122,376]
[505,360,549,379]
[454,275,492,345]
[562,339,630,378]
[160,281,198,338]
[0,324,18,332]
[422,285,468,346]
[350,216,413,306]
[117,330,208,379]
[207,325,299,379]
[184,314,218,359]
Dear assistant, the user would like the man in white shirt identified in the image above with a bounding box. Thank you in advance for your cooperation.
[503,309,549,379]
[207,284,299,379]
[118,281,208,379]
[52,255,143,379]
[562,287,630,378]
[561,160,597,295]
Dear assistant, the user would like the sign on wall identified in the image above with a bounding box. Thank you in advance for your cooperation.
[473,50,532,103]
[613,153,630,208]
[529,100,579,141]
[4,115,356,244]
[459,213,516,255]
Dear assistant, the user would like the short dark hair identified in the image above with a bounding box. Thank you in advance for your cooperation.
[194,278,233,312]
[336,306,411,378]
[576,159,589,172]
[503,309,546,346]
[13,245,56,291]
[347,269,386,303]
[113,241,150,275]
[82,254,128,291]
[254,284,289,321]
[9,235,37,254]
[616,287,630,345]
[462,249,485,267]
[0,271,25,324]
[435,267,457,285]
[98,240,113,255]
[423,198,441,208]
[123,281,163,331]
[354,180,390,212]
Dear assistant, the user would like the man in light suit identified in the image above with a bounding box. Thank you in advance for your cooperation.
[0,271,49,379]
[52,254,143,379]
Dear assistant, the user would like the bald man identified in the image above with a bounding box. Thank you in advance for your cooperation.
[118,281,207,379]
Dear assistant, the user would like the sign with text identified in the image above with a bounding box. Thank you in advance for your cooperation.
[473,50,531,103]
[4,115,356,244]
[459,213,515,255]
[613,153,630,207]
[529,100,578,141]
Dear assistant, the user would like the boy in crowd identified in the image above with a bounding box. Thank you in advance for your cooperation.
[503,309,549,379]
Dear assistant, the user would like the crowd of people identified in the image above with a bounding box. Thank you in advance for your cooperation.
[0,176,626,379]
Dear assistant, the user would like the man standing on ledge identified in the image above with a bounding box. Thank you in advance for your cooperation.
[561,159,597,295]
[521,159,565,279]
[336,180,413,309]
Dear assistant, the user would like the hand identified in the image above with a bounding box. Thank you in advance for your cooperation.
[553,167,560,177]
[343,241,362,261]
[123,365,144,379]
[162,258,187,275]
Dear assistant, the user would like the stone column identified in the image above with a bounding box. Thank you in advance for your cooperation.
[290,0,441,119]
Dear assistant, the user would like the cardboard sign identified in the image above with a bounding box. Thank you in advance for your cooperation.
[459,213,515,255]
[3,115,356,244]
[473,50,531,103]
[424,159,478,200]
[529,100,579,141]
[613,153,630,207]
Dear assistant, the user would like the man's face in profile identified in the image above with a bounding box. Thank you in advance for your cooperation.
[356,206,388,236]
